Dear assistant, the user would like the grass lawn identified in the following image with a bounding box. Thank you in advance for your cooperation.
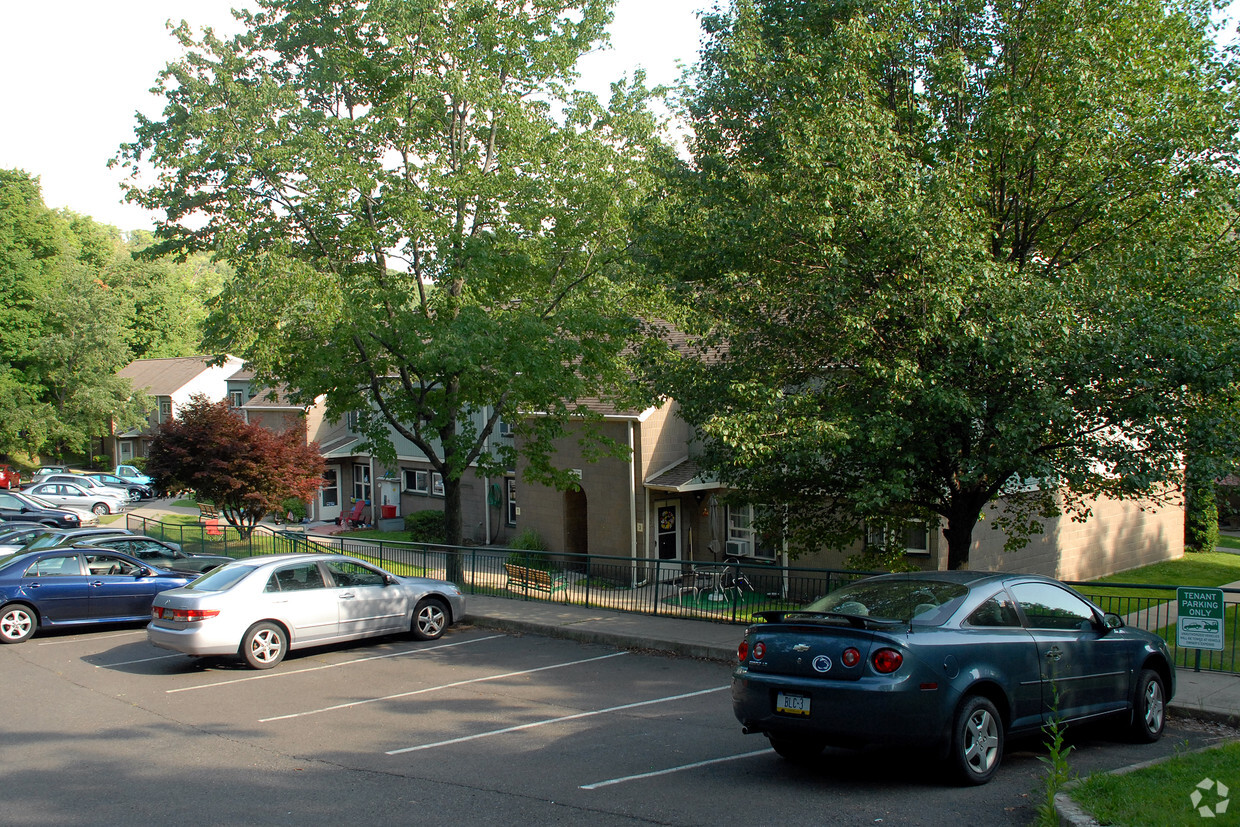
[1069,741,1240,825]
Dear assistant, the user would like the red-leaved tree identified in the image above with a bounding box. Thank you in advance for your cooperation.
[146,395,325,537]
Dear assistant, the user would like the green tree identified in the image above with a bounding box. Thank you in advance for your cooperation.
[146,396,326,537]
[115,0,665,551]
[651,0,1240,568]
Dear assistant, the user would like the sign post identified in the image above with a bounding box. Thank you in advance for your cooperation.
[1176,587,1225,671]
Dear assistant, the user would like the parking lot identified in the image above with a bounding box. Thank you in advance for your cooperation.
[1,621,1230,826]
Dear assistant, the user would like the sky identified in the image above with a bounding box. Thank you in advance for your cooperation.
[0,0,708,233]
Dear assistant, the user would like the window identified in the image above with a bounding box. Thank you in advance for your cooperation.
[1010,583,1098,631]
[325,560,386,588]
[725,504,775,560]
[321,470,338,508]
[431,472,444,497]
[26,555,82,577]
[352,464,371,503]
[267,563,327,592]
[346,410,360,430]
[159,398,173,423]
[506,477,517,525]
[865,520,931,556]
[967,594,1022,628]
[404,468,429,494]
[498,418,515,438]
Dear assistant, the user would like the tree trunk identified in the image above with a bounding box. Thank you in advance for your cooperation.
[942,499,985,571]
[443,477,464,584]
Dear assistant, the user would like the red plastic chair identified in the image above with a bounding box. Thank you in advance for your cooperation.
[344,500,366,528]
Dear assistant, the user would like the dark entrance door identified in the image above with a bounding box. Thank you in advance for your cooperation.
[656,502,679,559]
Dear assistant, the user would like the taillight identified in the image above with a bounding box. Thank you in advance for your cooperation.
[841,647,861,668]
[872,648,903,674]
[752,641,766,660]
[152,606,220,622]
[737,640,748,661]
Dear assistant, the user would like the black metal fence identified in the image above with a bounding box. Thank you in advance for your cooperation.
[124,516,1239,675]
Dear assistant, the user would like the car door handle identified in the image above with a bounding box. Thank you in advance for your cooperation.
[339,592,356,599]
[1045,646,1063,662]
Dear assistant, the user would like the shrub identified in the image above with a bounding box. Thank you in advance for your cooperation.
[506,529,552,570]
[404,510,446,543]
[281,498,307,522]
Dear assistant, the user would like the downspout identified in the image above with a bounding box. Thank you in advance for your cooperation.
[629,421,644,587]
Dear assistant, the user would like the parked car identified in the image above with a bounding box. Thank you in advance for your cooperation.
[0,489,84,529]
[31,466,69,478]
[30,472,136,501]
[148,553,466,669]
[73,536,232,574]
[0,464,20,489]
[78,472,154,501]
[0,547,196,643]
[730,571,1174,785]
[0,524,55,555]
[114,464,154,486]
[16,527,134,555]
[22,480,128,516]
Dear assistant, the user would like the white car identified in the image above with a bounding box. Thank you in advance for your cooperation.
[23,481,128,515]
[148,553,466,669]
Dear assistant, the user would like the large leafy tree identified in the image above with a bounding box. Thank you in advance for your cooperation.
[650,0,1240,568]
[116,0,665,548]
[146,396,326,537]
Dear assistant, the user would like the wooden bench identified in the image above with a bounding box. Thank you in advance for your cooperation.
[504,563,568,594]
[197,502,221,522]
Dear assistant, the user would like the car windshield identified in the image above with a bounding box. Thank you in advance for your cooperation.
[799,579,970,625]
[182,564,251,592]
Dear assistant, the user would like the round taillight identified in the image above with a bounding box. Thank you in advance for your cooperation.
[752,641,766,660]
[841,647,861,668]
[737,640,749,661]
[872,648,903,674]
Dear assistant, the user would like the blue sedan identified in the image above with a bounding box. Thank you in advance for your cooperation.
[0,548,195,643]
[731,571,1174,785]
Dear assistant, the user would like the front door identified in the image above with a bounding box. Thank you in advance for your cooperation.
[656,501,680,560]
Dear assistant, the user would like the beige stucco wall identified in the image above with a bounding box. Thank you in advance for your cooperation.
[965,489,1184,579]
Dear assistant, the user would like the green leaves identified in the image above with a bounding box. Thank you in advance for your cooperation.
[659,0,1240,566]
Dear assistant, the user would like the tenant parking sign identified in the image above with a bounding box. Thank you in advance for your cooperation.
[1176,587,1225,651]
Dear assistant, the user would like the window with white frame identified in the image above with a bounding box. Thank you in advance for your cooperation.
[159,398,173,423]
[498,418,514,438]
[866,520,931,556]
[506,477,517,525]
[725,504,776,560]
[403,468,429,494]
[352,464,371,503]
[229,390,244,407]
[431,472,445,497]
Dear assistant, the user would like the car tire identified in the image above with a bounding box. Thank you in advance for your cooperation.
[411,598,449,641]
[92,502,110,515]
[0,604,37,644]
[241,621,287,669]
[950,695,1004,785]
[767,735,825,762]
[1129,668,1166,743]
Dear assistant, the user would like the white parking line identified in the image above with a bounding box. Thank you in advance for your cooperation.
[260,651,628,722]
[166,634,506,693]
[386,685,730,755]
[97,653,188,667]
[579,750,771,789]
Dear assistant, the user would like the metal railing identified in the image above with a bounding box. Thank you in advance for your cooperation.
[123,517,1239,675]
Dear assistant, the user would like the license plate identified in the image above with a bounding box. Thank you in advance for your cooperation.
[776,691,810,716]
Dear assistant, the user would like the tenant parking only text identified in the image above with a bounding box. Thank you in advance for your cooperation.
[1176,587,1225,652]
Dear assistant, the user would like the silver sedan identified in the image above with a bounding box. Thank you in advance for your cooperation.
[147,553,465,669]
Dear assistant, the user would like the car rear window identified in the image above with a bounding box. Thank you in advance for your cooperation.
[801,579,970,625]
[182,564,251,592]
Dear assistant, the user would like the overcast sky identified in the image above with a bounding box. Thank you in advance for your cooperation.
[0,0,707,232]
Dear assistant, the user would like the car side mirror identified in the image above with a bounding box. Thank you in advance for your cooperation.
[1102,612,1124,630]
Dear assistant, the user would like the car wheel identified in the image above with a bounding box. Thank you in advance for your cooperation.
[241,621,287,669]
[767,735,825,762]
[0,604,37,644]
[411,598,449,641]
[1129,668,1166,743]
[92,502,110,515]
[950,695,1004,785]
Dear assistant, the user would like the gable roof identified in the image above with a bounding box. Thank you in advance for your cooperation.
[119,356,242,396]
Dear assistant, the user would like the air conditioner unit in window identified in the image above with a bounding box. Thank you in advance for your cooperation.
[725,539,751,557]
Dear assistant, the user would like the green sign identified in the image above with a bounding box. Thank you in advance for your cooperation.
[1176,587,1225,651]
